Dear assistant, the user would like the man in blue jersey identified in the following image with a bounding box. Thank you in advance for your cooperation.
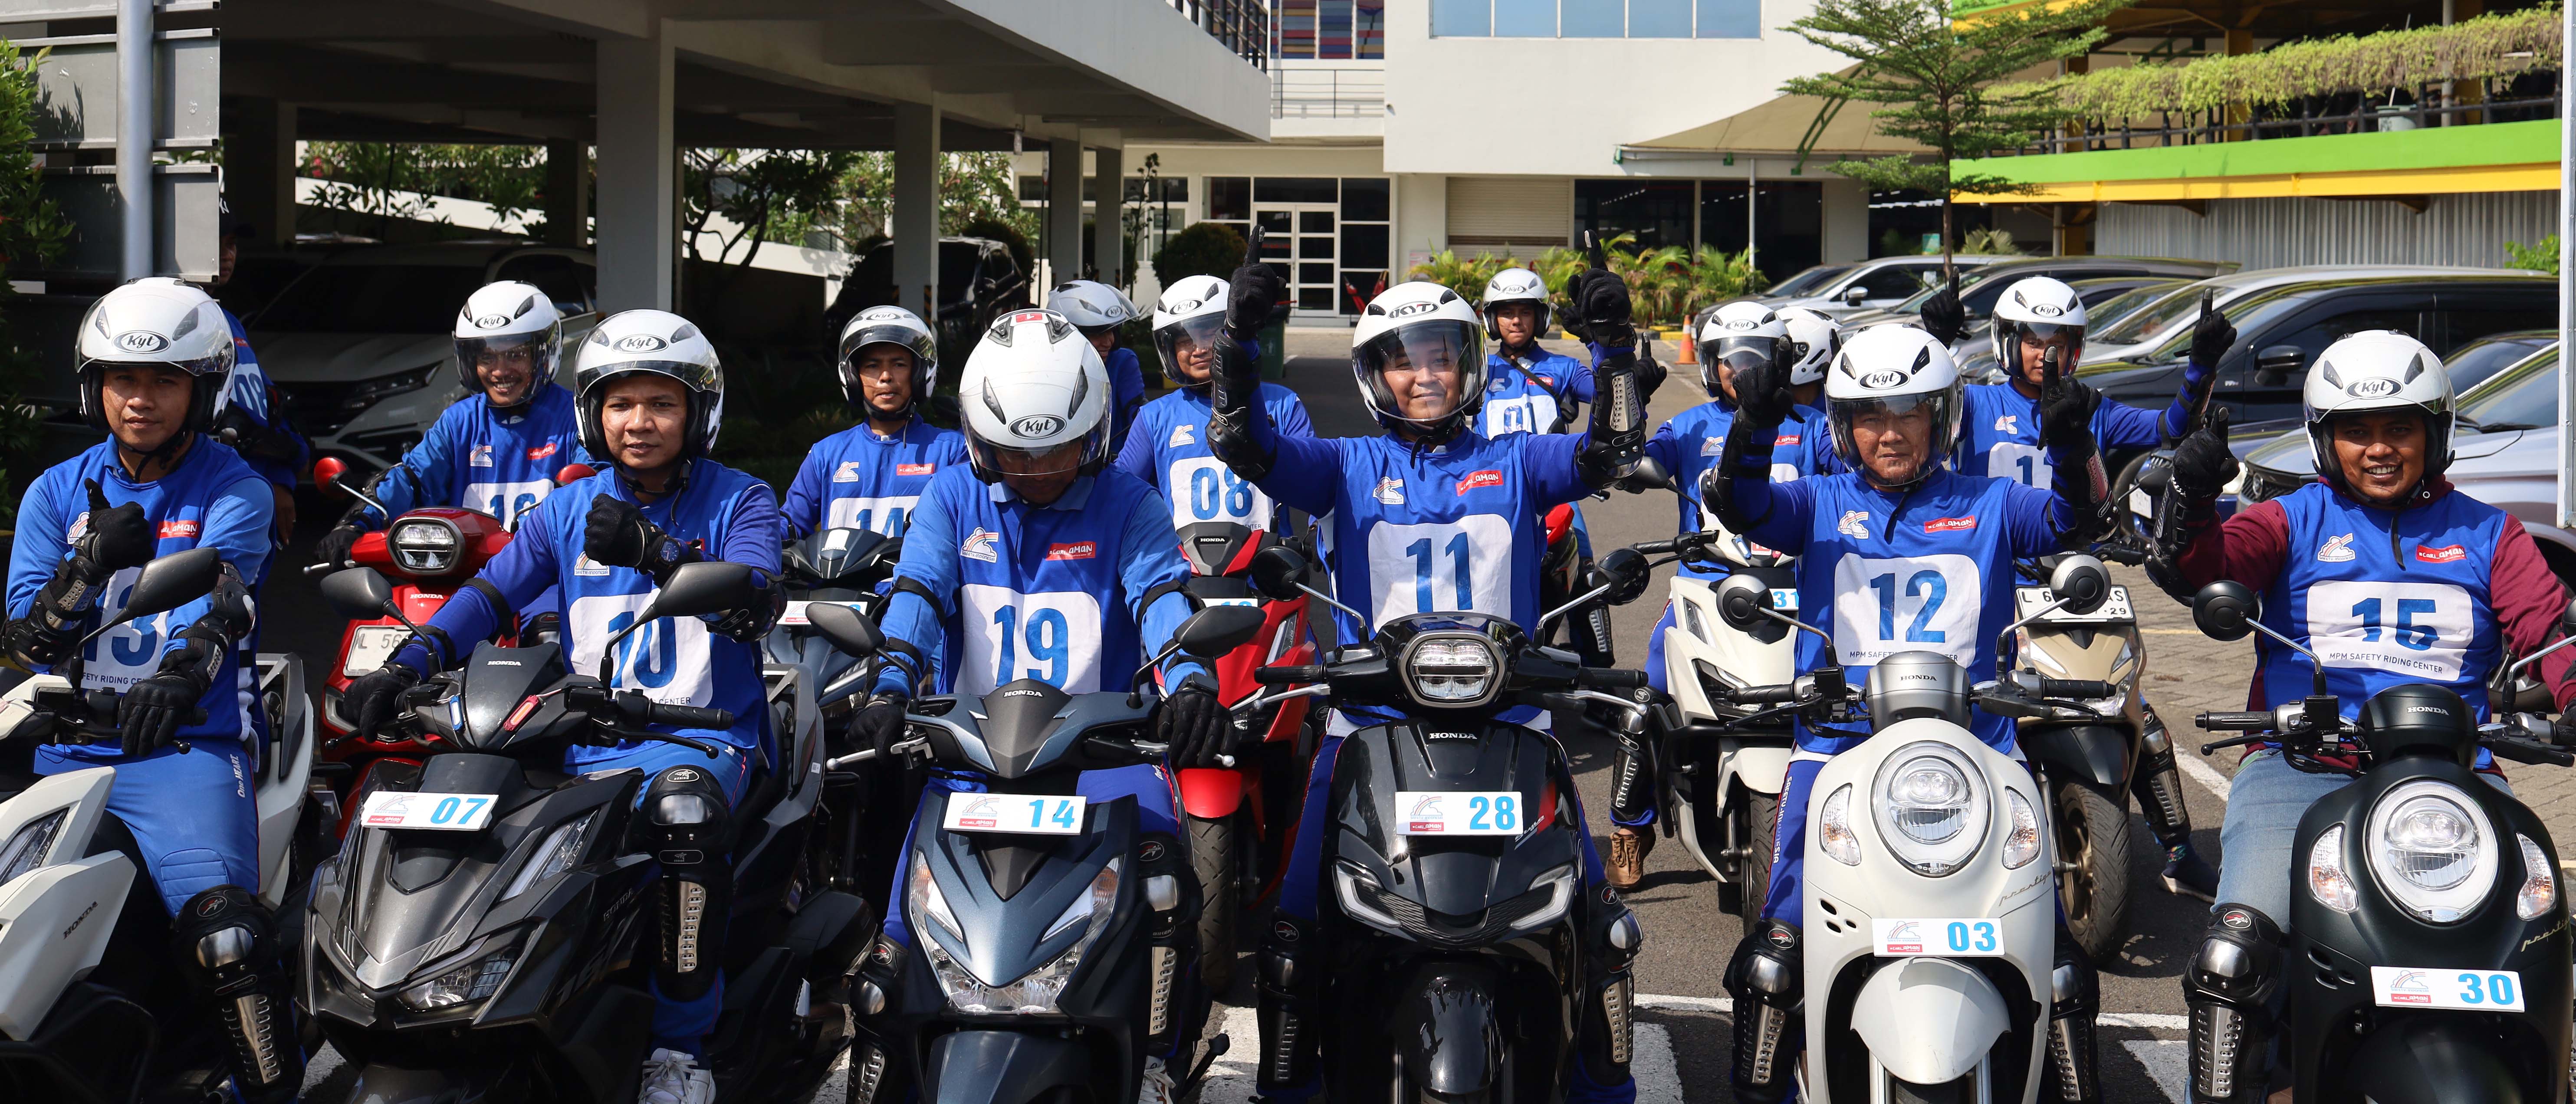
[781,305,966,539]
[841,307,1230,1104]
[1206,262,1646,1104]
[1114,273,1314,533]
[1051,279,1150,450]
[3,278,296,1101]
[2159,330,2576,1103]
[1709,324,2107,1104]
[343,310,783,1104]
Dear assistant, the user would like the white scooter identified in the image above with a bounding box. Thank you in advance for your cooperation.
[1656,522,1801,923]
[1711,559,2117,1104]
[0,547,319,1101]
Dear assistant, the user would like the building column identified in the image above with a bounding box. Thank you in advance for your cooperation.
[1394,173,1446,279]
[595,23,675,310]
[543,139,589,248]
[227,97,296,248]
[1091,144,1124,286]
[1821,176,1868,263]
[1045,138,1082,291]
[893,100,943,322]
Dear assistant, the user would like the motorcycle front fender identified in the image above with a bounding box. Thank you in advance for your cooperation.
[1847,957,2012,1087]
[2339,1015,2527,1104]
[1176,767,1247,819]
[1393,959,1505,1096]
[1717,740,1793,798]
[921,1029,1093,1104]
[2021,724,2134,790]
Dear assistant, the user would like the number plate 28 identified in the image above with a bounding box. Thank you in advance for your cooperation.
[360,791,498,831]
[2370,966,2524,1012]
[942,792,1088,835]
[1873,917,2006,957]
[1393,791,1525,836]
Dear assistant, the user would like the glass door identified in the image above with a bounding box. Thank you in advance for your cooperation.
[1255,204,1341,315]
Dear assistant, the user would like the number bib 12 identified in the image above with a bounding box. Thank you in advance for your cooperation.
[1873,917,2006,957]
[942,791,1088,835]
[359,790,498,831]
[1831,553,1981,668]
[2307,581,2474,682]
[2370,966,2523,1012]
[1393,790,1524,835]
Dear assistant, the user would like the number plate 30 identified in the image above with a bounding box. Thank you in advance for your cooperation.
[1393,791,1525,835]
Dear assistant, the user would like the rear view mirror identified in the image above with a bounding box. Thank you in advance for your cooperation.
[319,566,396,621]
[1715,574,1775,633]
[1174,605,1266,658]
[2253,344,2303,384]
[1841,285,1868,305]
[805,601,884,659]
[555,464,596,486]
[2046,554,2111,616]
[645,562,760,623]
[1249,545,1311,603]
[2192,581,2259,641]
[118,547,221,623]
[1595,547,1652,607]
[313,456,351,497]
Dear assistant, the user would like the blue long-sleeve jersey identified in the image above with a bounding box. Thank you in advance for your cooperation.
[1112,378,1314,532]
[220,309,307,494]
[1643,398,1837,581]
[1478,347,1594,438]
[1955,360,2212,488]
[780,416,968,539]
[362,383,595,531]
[1105,346,1147,452]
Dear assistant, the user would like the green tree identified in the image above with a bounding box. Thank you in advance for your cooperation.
[1153,222,1248,286]
[0,37,65,524]
[683,148,857,273]
[2505,236,2559,276]
[1781,0,2128,278]
[302,142,549,237]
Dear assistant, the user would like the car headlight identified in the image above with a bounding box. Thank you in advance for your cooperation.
[2517,834,2557,920]
[1873,743,1989,877]
[1817,784,1860,866]
[1404,634,1500,707]
[501,810,599,901]
[0,808,68,883]
[2366,781,2497,922]
[2002,789,2042,870]
[912,851,1119,1015]
[2308,824,2359,913]
[388,517,463,575]
[397,934,518,1012]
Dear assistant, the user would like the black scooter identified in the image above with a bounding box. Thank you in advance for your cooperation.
[2186,580,2575,1102]
[299,562,875,1104]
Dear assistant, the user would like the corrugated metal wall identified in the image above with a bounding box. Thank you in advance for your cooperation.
[2096,191,2555,269]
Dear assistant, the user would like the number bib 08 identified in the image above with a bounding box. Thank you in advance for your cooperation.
[466,480,553,529]
[959,585,1107,695]
[1873,917,2006,957]
[826,494,920,536]
[1831,553,1981,668]
[1366,515,1514,628]
[1168,457,1272,527]
[2307,581,2473,681]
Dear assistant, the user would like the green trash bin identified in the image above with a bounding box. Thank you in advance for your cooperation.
[1259,303,1291,379]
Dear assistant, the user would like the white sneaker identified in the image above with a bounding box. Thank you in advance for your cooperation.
[639,1048,715,1104]
[1137,1055,1177,1104]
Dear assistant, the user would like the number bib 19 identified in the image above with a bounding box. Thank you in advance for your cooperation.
[942,791,1088,835]
[1873,917,2006,957]
[466,479,553,530]
[1365,515,1514,629]
[1168,457,1272,527]
[2370,966,2523,1012]
[959,585,1107,695]
[826,494,920,536]
[2307,581,2474,682]
[1831,553,1981,668]
[1393,790,1525,835]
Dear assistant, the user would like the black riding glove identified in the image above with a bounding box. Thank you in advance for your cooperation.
[1224,256,1284,343]
[345,664,422,739]
[848,692,908,759]
[78,480,155,577]
[584,494,696,582]
[2552,708,2576,748]
[2169,407,2239,505]
[1919,284,1967,348]
[1731,356,1798,431]
[1568,269,1635,349]
[315,522,365,570]
[2189,290,2236,370]
[119,659,208,757]
[1157,676,1232,767]
[2036,350,2102,456]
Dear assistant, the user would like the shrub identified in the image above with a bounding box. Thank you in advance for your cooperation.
[1152,222,1248,286]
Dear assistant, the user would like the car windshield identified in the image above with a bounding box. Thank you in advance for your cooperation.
[255,263,493,332]
[2134,284,2330,364]
[1890,267,2011,316]
[2085,281,2191,332]
[2441,332,2554,396]
[1766,264,1851,296]
[2457,345,2558,431]
[2090,283,2218,346]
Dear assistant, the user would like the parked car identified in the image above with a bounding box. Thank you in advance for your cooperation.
[2079,265,2533,367]
[254,242,599,472]
[822,235,1032,359]
[2222,328,2558,465]
[1954,276,2194,381]
[1762,253,2006,318]
[1760,263,1854,299]
[1841,253,2231,329]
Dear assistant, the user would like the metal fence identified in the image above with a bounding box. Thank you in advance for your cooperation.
[1171,0,1272,70]
[2019,71,2563,155]
[1274,66,1385,118]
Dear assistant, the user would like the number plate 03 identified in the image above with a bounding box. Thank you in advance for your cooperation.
[942,792,1089,836]
[2370,966,2524,1012]
[1873,917,2007,957]
[1393,791,1526,836]
[360,791,499,831]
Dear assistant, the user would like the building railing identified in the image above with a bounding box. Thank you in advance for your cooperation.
[1274,66,1385,118]
[2015,71,2562,155]
[1171,0,1271,71]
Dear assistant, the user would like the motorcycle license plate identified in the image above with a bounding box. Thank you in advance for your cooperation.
[1393,791,1525,836]
[1873,918,2007,957]
[2369,966,2525,1012]
[359,791,498,831]
[942,792,1088,835]
[777,601,858,628]
[2129,487,2155,519]
[2014,585,2134,624]
[342,625,410,677]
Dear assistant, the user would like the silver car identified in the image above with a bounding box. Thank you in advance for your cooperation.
[1764,253,2005,319]
[254,242,600,472]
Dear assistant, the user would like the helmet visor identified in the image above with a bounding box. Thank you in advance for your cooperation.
[1153,314,1226,385]
[968,435,1094,478]
[1830,391,1957,486]
[1358,320,1483,426]
[2004,321,2084,362]
[1712,338,1781,373]
[840,324,937,376]
[458,332,552,380]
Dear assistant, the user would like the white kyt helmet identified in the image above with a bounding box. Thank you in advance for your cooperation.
[1479,266,1552,340]
[1697,300,1792,400]
[1776,306,1841,387]
[959,308,1113,480]
[1987,276,2088,375]
[1351,281,1487,436]
[836,304,939,417]
[2302,329,2455,495]
[572,309,725,462]
[453,280,565,401]
[1048,279,1136,334]
[1151,274,1229,389]
[1824,325,1964,489]
[76,276,236,435]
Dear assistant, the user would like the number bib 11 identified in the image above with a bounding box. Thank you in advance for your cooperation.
[2370,966,2523,1012]
[1873,917,2006,957]
[942,791,1088,835]
[1365,515,1514,628]
[1393,791,1525,835]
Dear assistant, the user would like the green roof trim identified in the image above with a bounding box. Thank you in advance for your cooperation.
[1962,119,2562,185]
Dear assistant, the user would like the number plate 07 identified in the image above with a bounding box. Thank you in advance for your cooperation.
[1393,791,1525,836]
[942,792,1089,835]
[1873,917,2007,957]
[360,791,498,831]
[2370,966,2524,1012]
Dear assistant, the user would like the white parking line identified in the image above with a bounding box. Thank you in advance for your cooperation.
[2176,747,2234,800]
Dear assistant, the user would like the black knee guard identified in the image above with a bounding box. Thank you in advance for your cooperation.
[1255,913,1319,1088]
[1581,892,1644,1083]
[171,885,302,1102]
[2185,904,2286,1104]
[2132,707,2196,848]
[2048,926,2103,1104]
[1723,920,1803,1104]
[645,766,736,1002]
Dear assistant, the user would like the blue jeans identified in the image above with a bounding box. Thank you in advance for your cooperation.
[580,739,755,1055]
[2213,750,2513,923]
[35,739,261,915]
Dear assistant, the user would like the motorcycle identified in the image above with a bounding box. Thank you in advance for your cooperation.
[1173,519,1319,994]
[0,547,320,1101]
[766,525,912,912]
[1225,543,1652,1102]
[844,603,1267,1104]
[2182,580,2574,1103]
[1705,563,2119,1103]
[299,561,872,1104]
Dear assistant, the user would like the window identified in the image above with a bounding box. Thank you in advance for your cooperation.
[1433,0,1758,37]
[2249,306,2425,385]
[1208,177,1252,222]
[1562,0,1623,36]
[1018,175,1048,203]
[1574,179,1692,251]
[2458,347,2558,430]
[1698,180,1823,280]
[1695,0,1757,37]
[1275,0,1385,58]
[1341,177,1390,221]
[1495,0,1553,35]
[1255,177,1339,204]
[1851,263,1940,302]
[1122,177,1189,203]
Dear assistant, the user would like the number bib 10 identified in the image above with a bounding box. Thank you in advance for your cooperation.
[1831,553,1981,668]
[1873,917,2006,957]
[942,791,1088,835]
[2307,581,2474,682]
[2370,966,2523,1012]
[1393,790,1525,835]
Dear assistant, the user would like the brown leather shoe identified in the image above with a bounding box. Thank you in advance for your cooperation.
[1606,827,1653,890]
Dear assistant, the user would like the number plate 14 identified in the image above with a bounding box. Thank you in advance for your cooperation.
[942,792,1089,835]
[1873,917,2006,957]
[1393,791,1525,836]
[2370,966,2524,1012]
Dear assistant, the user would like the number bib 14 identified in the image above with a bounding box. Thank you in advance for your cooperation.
[1873,917,2006,957]
[2370,966,2523,1012]
[1394,791,1525,835]
[359,790,498,831]
[942,791,1088,835]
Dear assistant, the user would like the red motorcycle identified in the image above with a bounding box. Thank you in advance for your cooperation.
[1174,520,1320,991]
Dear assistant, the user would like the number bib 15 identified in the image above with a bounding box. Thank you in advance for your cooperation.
[80,566,165,692]
[466,479,552,530]
[2306,580,2474,682]
[1365,515,1514,629]
[959,585,1107,695]
[568,594,717,707]
[827,494,920,536]
[1169,457,1272,527]
[2370,966,2523,1012]
[1831,553,1981,668]
[1873,917,2006,957]
[1393,790,1525,835]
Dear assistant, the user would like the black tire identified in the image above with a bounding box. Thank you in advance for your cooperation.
[1737,789,1781,928]
[1398,1040,1498,1104]
[2055,781,2134,963]
[1188,812,1239,994]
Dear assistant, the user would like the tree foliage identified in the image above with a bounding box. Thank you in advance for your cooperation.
[2505,235,2560,276]
[682,148,857,271]
[1781,0,2129,276]
[1406,234,1763,329]
[1152,221,1247,286]
[0,37,64,524]
[302,142,551,236]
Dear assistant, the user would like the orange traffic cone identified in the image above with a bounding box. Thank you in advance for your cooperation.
[1676,329,1697,365]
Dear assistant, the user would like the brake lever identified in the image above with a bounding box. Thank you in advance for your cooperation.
[2198,733,2266,756]
[605,727,722,758]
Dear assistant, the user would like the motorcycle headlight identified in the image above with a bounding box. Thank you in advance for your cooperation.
[913,851,1120,1015]
[501,810,600,901]
[0,808,69,884]
[388,517,463,575]
[2001,789,2042,870]
[1511,863,1579,933]
[1404,634,1500,708]
[397,933,518,1013]
[2308,824,2359,914]
[2366,782,2497,922]
[2517,834,2557,920]
[1872,743,1989,877]
[1817,785,1860,866]
[1334,860,1406,935]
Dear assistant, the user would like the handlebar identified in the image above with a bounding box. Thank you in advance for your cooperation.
[1577,667,1648,690]
[637,700,736,730]
[2037,679,2119,700]
[1729,684,1801,704]
[2490,738,2575,768]
[1256,664,1325,685]
[2196,712,2275,731]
